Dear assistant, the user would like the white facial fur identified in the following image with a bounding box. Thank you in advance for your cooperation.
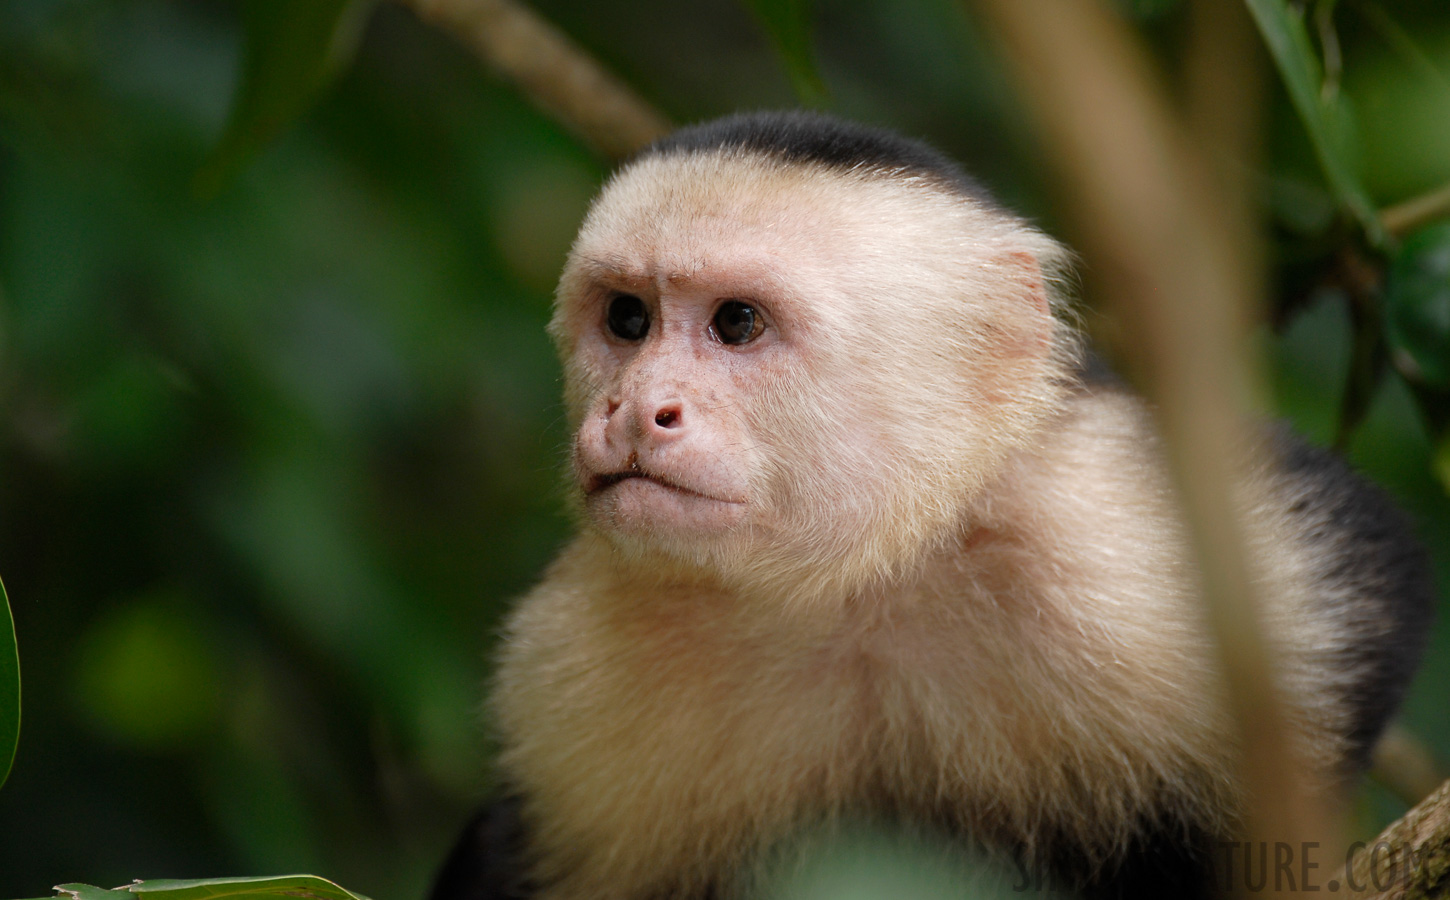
[493,143,1373,900]
[553,150,1077,603]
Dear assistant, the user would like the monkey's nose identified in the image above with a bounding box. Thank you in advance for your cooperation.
[651,402,683,431]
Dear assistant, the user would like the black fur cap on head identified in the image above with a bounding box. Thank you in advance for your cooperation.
[635,110,998,205]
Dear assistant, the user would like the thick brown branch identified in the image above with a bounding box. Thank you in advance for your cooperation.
[399,0,671,160]
[1345,777,1450,899]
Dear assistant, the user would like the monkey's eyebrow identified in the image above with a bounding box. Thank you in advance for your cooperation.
[662,253,792,294]
[576,255,648,286]
[576,254,788,302]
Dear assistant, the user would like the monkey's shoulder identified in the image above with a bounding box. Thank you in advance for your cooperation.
[1022,386,1435,766]
[1021,385,1431,593]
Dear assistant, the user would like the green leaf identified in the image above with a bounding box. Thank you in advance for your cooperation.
[196,0,375,195]
[741,0,826,103]
[52,889,115,900]
[1386,221,1450,389]
[1245,0,1387,246]
[0,575,17,791]
[53,875,372,900]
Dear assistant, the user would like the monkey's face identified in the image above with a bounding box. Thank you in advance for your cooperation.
[551,152,1069,598]
[565,267,769,541]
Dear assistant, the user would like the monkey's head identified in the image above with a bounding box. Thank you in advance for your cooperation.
[551,113,1078,603]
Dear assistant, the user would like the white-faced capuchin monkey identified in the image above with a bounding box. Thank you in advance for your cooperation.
[427,111,1435,900]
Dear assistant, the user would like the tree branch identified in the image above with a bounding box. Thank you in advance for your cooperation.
[398,0,671,160]
[1345,777,1450,899]
[1183,0,1267,302]
[967,3,1338,897]
[1372,724,1447,810]
[1381,181,1450,237]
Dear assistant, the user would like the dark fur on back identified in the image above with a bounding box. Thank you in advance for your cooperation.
[428,797,531,900]
[639,110,997,204]
[1267,428,1436,770]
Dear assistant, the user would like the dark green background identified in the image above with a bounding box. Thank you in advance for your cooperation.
[1,1,1448,897]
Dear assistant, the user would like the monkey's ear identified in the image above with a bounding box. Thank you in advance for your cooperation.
[995,250,1054,359]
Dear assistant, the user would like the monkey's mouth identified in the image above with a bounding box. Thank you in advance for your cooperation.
[587,470,649,493]
[585,469,740,505]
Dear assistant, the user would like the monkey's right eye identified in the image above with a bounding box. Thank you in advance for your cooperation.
[606,295,650,341]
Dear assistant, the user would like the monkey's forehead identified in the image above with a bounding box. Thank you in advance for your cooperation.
[553,151,1075,358]
[574,152,1005,263]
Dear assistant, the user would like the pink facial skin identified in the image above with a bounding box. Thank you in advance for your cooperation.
[554,153,1066,600]
[570,283,772,541]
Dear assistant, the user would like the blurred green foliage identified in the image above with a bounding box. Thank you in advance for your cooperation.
[197,0,374,194]
[755,823,1023,900]
[743,0,827,103]
[1386,222,1450,389]
[0,1,1448,898]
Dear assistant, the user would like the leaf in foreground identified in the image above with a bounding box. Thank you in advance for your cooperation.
[0,575,17,791]
[1245,0,1386,247]
[52,875,372,900]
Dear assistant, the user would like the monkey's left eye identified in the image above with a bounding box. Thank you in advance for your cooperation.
[606,294,650,341]
[711,301,764,345]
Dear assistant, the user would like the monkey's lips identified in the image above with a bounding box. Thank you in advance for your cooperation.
[583,468,747,534]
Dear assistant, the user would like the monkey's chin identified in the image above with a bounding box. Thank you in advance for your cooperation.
[586,476,748,539]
